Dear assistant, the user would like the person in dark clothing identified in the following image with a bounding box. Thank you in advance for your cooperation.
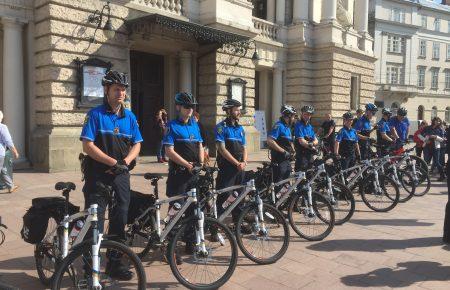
[442,126,450,244]
[422,117,446,181]
[155,109,168,163]
[321,113,336,154]
[354,103,378,160]
[376,108,395,156]
[335,112,361,170]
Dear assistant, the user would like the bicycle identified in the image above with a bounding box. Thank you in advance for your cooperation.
[0,216,6,246]
[125,170,238,290]
[35,182,146,290]
[197,167,290,265]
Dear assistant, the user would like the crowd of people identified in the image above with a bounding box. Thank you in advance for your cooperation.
[78,69,449,279]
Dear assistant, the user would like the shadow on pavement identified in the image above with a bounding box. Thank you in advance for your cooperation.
[0,272,44,290]
[349,219,434,227]
[307,237,442,253]
[0,256,36,271]
[147,282,181,289]
[341,261,450,287]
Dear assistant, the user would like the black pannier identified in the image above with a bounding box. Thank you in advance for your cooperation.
[127,190,156,224]
[21,197,80,244]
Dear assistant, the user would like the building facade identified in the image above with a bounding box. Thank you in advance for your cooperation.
[0,0,375,172]
[371,0,450,132]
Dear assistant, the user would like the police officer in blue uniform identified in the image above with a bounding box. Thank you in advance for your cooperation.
[335,112,361,170]
[388,107,410,148]
[80,70,143,280]
[294,105,318,171]
[267,105,296,182]
[377,108,395,156]
[354,103,378,160]
[215,99,247,222]
[164,93,204,200]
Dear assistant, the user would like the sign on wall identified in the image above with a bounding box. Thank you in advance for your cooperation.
[254,110,267,147]
[227,78,247,114]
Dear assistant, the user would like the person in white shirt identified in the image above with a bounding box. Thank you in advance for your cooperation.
[0,111,19,193]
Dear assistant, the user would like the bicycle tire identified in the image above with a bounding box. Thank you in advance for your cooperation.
[313,181,355,225]
[288,192,335,241]
[126,214,155,258]
[51,239,146,290]
[396,169,416,202]
[410,155,428,173]
[168,217,237,290]
[360,174,399,212]
[413,167,431,197]
[35,217,60,286]
[235,203,290,264]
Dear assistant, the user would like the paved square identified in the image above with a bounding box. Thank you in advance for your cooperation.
[0,152,449,289]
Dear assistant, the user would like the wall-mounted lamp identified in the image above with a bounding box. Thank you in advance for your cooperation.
[252,42,260,63]
[87,1,115,43]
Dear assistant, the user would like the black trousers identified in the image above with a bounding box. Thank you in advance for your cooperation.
[443,163,450,242]
[216,165,245,222]
[83,171,130,242]
[273,160,292,183]
[295,151,314,172]
[359,140,371,160]
[340,155,356,171]
[416,146,423,158]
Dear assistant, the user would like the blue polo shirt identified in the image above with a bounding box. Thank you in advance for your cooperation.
[268,119,293,162]
[80,104,143,171]
[215,118,246,168]
[354,115,372,136]
[388,117,410,142]
[163,117,203,168]
[294,119,316,153]
[336,126,358,157]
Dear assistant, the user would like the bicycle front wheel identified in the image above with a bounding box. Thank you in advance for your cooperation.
[396,169,416,202]
[413,167,431,197]
[360,174,399,212]
[288,192,335,241]
[235,203,290,264]
[313,181,355,225]
[51,239,146,290]
[168,217,237,290]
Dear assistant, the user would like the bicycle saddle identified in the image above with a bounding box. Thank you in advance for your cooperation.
[55,182,76,191]
[144,173,164,180]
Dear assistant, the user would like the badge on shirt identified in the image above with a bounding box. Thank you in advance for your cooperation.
[114,127,119,135]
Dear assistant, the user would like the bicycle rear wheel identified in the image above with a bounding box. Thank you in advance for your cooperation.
[235,203,290,264]
[125,214,155,258]
[51,239,146,290]
[313,181,354,225]
[288,192,335,241]
[35,217,60,286]
[396,169,416,202]
[168,217,237,290]
[413,167,431,197]
[360,174,399,212]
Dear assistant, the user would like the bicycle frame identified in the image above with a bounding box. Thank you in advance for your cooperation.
[332,160,373,190]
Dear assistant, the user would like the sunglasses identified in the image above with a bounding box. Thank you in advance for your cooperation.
[182,105,195,110]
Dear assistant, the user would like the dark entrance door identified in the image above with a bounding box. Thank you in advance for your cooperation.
[130,51,164,156]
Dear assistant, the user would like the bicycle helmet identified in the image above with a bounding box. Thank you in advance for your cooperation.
[382,108,392,116]
[222,99,242,111]
[365,103,378,112]
[397,107,408,116]
[280,104,297,116]
[343,112,353,120]
[175,92,198,106]
[101,70,129,88]
[301,105,315,114]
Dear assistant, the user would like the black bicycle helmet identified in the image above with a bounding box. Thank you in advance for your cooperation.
[222,99,242,111]
[365,103,378,112]
[281,104,297,116]
[397,107,408,116]
[382,108,392,116]
[102,70,129,88]
[343,112,353,120]
[301,105,315,114]
[175,92,198,106]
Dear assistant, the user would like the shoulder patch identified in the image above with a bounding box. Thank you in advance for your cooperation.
[217,126,223,134]
[83,115,89,126]
[273,124,279,130]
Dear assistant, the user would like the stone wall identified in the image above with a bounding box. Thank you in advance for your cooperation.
[33,0,130,171]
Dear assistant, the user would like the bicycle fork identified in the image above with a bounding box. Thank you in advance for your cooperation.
[326,177,336,205]
[90,204,103,289]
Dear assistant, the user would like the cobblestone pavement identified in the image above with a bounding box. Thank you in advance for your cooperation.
[0,151,449,289]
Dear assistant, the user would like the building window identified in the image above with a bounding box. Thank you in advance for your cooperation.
[386,65,404,84]
[432,42,440,59]
[421,15,427,28]
[431,69,439,89]
[418,105,424,121]
[419,40,427,58]
[350,76,360,110]
[434,18,440,31]
[448,21,450,33]
[391,8,405,23]
[252,0,267,20]
[446,70,450,89]
[421,15,427,29]
[387,35,402,53]
[418,67,426,88]
[446,107,450,122]
[447,44,450,60]
[431,106,438,119]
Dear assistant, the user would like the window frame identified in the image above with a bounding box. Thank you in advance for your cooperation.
[431,68,439,89]
[432,42,440,60]
[417,66,426,88]
[445,70,450,90]
[421,15,427,28]
[419,39,427,58]
[434,18,441,32]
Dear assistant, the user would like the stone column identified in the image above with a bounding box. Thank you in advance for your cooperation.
[2,17,26,162]
[179,51,192,93]
[276,0,285,25]
[267,0,276,22]
[321,0,337,23]
[272,67,283,124]
[293,0,309,23]
[354,0,369,33]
